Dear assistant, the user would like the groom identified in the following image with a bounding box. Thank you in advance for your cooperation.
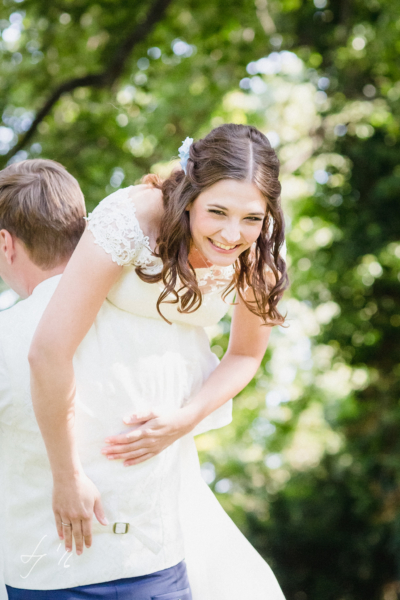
[0,159,191,599]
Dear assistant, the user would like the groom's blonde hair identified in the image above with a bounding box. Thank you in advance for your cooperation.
[0,159,86,269]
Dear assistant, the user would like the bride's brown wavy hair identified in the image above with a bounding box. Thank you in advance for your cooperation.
[140,123,288,325]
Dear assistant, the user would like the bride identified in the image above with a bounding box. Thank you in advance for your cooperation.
[29,123,288,599]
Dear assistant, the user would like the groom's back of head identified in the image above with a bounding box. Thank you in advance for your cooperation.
[0,158,86,268]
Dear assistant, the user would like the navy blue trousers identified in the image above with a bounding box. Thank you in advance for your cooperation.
[6,561,192,600]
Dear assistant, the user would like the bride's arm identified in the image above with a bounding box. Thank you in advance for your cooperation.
[102,291,272,465]
[29,229,122,553]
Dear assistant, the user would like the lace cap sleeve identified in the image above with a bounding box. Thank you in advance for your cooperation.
[86,187,154,267]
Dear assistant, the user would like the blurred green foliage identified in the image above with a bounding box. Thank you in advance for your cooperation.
[1,0,400,598]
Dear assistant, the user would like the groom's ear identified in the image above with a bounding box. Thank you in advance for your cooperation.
[0,229,16,264]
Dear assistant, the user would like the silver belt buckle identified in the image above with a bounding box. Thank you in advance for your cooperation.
[113,522,129,534]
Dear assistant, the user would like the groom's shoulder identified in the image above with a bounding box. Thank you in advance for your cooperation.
[0,299,34,377]
[0,286,52,344]
[0,295,36,338]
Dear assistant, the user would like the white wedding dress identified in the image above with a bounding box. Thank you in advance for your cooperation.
[85,186,286,600]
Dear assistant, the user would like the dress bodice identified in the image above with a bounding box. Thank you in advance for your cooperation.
[86,187,236,327]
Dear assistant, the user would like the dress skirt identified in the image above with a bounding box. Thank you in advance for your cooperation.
[179,435,285,600]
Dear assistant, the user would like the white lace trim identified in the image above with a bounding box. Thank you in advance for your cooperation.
[87,187,235,293]
[86,187,161,271]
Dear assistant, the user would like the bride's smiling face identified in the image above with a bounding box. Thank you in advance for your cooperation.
[188,179,267,266]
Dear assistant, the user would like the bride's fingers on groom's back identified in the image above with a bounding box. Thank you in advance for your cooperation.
[102,437,150,458]
[103,429,143,447]
[123,452,155,467]
[123,409,161,425]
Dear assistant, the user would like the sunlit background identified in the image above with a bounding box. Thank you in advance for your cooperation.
[1,0,400,598]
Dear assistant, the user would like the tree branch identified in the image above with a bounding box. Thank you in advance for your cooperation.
[2,0,173,165]
[281,126,325,175]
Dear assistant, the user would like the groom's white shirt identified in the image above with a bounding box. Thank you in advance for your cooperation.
[0,275,185,591]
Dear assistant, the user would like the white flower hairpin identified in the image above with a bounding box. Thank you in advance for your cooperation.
[178,137,193,174]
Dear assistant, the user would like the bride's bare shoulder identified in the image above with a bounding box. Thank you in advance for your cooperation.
[127,183,163,227]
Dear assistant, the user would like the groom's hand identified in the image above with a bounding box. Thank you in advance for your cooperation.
[101,409,192,466]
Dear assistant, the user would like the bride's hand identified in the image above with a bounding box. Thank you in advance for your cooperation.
[101,408,193,466]
[53,472,108,554]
